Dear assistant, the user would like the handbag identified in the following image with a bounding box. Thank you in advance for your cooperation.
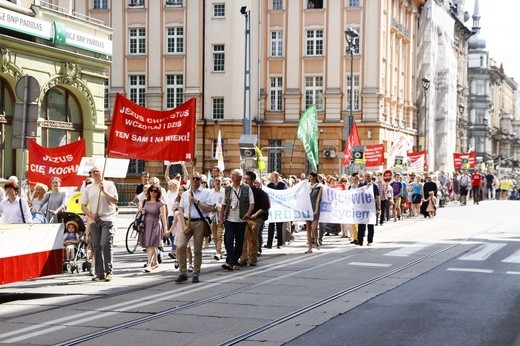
[193,201,212,237]
[133,200,146,233]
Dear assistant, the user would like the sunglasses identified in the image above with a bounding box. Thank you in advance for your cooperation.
[149,189,159,193]
[192,177,201,181]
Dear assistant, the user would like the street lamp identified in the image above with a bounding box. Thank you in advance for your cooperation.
[458,103,465,152]
[483,117,488,161]
[421,77,430,152]
[240,6,251,135]
[343,27,359,152]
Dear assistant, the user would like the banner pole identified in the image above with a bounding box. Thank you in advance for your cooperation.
[95,158,110,215]
[288,130,298,177]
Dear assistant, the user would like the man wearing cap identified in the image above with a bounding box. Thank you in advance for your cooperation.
[80,166,119,282]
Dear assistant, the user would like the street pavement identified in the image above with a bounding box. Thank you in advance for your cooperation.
[0,199,519,345]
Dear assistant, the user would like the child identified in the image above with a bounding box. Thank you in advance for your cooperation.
[426,191,437,218]
[63,221,81,261]
[165,209,193,272]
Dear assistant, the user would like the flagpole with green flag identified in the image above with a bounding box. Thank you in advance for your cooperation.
[297,105,319,172]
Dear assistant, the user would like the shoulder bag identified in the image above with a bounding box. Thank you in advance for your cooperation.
[193,201,212,237]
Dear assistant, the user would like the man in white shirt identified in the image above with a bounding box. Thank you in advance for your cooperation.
[80,166,118,282]
[210,175,225,260]
[0,182,32,223]
[175,172,214,284]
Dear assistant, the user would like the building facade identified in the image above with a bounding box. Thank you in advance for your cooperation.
[75,0,429,180]
[467,0,519,172]
[0,0,111,179]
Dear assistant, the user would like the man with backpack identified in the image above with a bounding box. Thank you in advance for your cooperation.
[459,170,470,206]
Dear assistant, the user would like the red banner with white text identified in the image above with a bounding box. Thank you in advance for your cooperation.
[453,152,477,170]
[107,93,196,162]
[28,139,86,187]
[364,144,385,167]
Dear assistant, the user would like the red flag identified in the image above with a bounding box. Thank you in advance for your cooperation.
[107,93,196,162]
[28,139,86,187]
[408,150,428,171]
[453,151,477,170]
[365,144,385,167]
[341,123,360,167]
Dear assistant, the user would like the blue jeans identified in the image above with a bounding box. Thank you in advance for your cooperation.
[224,220,246,266]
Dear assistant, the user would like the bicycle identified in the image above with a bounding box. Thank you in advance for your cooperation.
[125,211,143,253]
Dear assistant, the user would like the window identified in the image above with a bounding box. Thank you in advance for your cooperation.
[129,75,146,106]
[272,0,283,10]
[166,27,184,54]
[268,140,282,173]
[474,80,485,95]
[212,98,224,119]
[129,28,146,54]
[213,44,225,72]
[104,79,109,110]
[352,28,361,54]
[270,77,283,111]
[212,138,224,159]
[129,0,144,7]
[306,29,323,56]
[166,74,184,109]
[213,3,225,17]
[349,0,360,6]
[40,87,83,147]
[307,0,323,9]
[165,0,182,6]
[305,76,323,110]
[128,159,145,175]
[271,31,283,57]
[94,0,108,9]
[346,75,360,111]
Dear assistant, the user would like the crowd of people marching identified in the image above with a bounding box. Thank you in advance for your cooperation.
[0,164,518,284]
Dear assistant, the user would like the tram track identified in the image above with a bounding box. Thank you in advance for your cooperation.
[55,231,482,346]
[1,208,501,345]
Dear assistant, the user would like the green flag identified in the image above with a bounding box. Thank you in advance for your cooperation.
[297,105,319,171]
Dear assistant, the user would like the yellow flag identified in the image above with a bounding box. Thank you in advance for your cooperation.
[255,146,265,171]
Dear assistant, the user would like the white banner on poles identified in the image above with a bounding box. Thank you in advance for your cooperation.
[263,180,313,223]
[318,185,376,224]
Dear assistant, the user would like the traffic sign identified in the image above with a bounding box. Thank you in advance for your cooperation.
[383,169,392,182]
[15,75,40,103]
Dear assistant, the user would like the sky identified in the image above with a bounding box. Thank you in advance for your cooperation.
[465,0,520,83]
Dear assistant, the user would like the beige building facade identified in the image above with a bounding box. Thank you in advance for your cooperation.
[0,0,111,179]
[80,0,427,179]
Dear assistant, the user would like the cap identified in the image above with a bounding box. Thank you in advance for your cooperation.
[89,166,101,174]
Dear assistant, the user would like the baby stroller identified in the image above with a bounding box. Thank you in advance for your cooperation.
[57,212,90,274]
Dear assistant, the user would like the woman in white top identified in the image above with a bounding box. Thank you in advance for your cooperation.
[0,182,32,223]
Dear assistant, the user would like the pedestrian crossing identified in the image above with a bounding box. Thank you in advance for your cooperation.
[351,241,519,275]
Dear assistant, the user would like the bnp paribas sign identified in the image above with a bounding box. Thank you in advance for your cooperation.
[0,6,112,56]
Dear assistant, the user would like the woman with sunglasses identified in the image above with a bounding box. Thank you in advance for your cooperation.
[140,186,168,272]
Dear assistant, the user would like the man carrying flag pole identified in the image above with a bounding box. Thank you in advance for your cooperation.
[297,105,319,172]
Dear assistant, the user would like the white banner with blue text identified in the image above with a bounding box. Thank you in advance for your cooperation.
[264,180,313,223]
[318,185,376,224]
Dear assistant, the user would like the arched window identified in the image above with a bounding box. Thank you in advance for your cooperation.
[0,77,15,176]
[40,87,83,147]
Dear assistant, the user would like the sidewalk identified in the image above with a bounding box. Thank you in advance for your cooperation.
[117,205,138,215]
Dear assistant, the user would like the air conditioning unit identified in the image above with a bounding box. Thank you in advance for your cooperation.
[323,150,336,158]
